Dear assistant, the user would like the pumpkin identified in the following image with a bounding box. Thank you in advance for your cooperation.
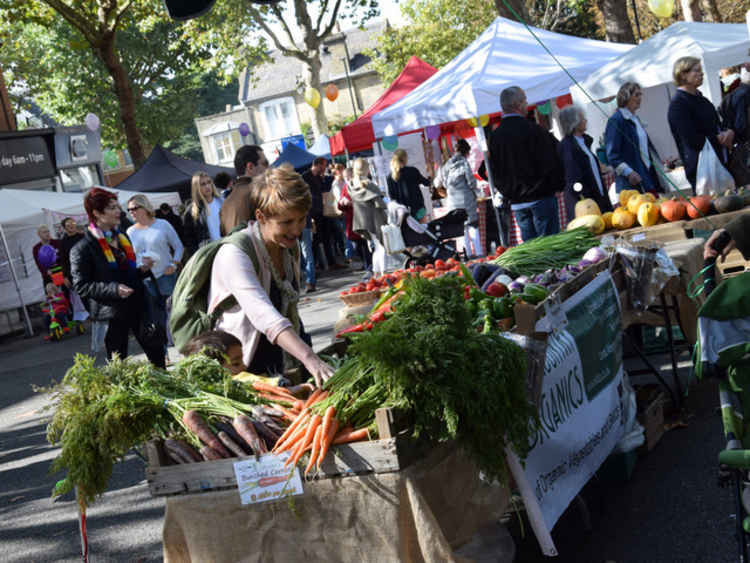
[574,198,602,218]
[619,189,640,207]
[601,211,614,230]
[660,198,686,222]
[566,214,605,234]
[612,207,636,230]
[627,194,651,215]
[637,202,660,227]
[686,195,712,219]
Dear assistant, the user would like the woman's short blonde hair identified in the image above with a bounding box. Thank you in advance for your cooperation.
[127,193,154,218]
[616,82,641,108]
[255,164,312,218]
[390,148,407,181]
[673,56,701,86]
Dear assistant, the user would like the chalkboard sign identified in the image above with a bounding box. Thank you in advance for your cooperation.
[0,135,55,185]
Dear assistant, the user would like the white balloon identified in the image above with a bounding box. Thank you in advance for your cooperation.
[85,113,100,132]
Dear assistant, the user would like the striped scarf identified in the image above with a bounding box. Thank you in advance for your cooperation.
[88,223,136,271]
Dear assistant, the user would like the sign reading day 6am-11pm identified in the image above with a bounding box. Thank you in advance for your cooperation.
[522,271,624,531]
[0,136,55,184]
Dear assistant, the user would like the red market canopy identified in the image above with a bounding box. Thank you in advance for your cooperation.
[329,56,437,156]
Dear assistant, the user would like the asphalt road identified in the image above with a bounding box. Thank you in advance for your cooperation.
[0,267,739,562]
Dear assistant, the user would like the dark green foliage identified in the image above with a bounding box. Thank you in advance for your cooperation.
[324,275,538,483]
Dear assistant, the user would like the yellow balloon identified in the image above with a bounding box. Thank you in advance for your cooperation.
[479,114,490,127]
[466,117,478,128]
[648,0,674,18]
[304,87,321,109]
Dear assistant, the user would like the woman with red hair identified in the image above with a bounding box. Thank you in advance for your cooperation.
[70,188,165,367]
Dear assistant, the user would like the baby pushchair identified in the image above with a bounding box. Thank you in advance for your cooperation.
[695,233,750,562]
[400,208,468,268]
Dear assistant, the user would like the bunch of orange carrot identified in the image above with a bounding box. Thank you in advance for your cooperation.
[270,388,369,475]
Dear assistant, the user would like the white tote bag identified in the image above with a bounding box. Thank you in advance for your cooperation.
[695,139,735,195]
[381,223,406,254]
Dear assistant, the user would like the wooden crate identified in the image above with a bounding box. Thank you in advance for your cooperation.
[612,220,688,245]
[684,207,749,232]
[146,407,422,498]
[513,260,611,336]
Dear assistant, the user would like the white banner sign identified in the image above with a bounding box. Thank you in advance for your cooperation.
[512,271,625,538]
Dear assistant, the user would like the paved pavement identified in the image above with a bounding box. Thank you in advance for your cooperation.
[0,266,739,562]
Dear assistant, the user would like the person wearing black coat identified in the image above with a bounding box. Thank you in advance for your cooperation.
[667,56,734,192]
[70,188,165,367]
[488,86,564,241]
[558,105,614,221]
[386,149,429,220]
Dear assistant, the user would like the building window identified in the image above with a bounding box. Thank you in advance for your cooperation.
[213,132,233,163]
[259,97,300,141]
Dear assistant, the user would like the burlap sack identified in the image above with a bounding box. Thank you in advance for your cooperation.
[163,444,510,563]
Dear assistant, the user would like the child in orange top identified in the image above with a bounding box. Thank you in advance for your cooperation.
[42,283,71,335]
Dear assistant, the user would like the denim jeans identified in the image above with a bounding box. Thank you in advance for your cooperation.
[335,218,355,259]
[299,228,316,286]
[514,196,560,242]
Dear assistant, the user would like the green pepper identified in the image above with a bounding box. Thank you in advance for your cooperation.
[493,297,513,319]
[482,314,494,334]
[521,283,549,305]
[478,298,494,312]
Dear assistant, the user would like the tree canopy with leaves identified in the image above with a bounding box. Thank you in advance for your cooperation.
[0,0,211,167]
[182,0,380,138]
[368,0,601,84]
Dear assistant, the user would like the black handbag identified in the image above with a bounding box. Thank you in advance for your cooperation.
[727,141,750,187]
[139,273,168,349]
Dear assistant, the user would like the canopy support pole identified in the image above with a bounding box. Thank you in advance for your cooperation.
[474,126,508,248]
[0,223,33,336]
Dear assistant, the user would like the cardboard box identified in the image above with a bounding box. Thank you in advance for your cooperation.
[637,390,665,453]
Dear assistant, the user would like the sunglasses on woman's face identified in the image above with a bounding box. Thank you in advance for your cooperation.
[128,205,142,213]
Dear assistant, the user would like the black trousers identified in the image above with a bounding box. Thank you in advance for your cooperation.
[105,307,166,368]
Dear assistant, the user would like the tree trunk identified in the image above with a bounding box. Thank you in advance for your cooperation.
[680,0,702,21]
[595,0,636,44]
[95,33,146,167]
[303,57,328,139]
[701,0,721,22]
[494,0,529,22]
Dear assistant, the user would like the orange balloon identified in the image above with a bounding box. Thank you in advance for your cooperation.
[325,83,339,102]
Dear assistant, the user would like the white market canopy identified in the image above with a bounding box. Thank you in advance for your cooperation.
[0,187,181,316]
[576,21,750,105]
[371,16,633,138]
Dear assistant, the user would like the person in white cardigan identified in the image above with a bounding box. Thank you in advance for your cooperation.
[127,194,184,359]
[208,165,334,386]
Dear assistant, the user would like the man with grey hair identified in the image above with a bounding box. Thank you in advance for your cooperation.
[489,86,564,241]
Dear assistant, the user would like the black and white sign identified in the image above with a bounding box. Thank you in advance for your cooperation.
[0,136,55,184]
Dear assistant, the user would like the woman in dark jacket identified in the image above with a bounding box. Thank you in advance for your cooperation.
[386,148,429,220]
[667,56,734,192]
[558,104,614,221]
[604,82,664,194]
[70,188,165,367]
[182,172,224,260]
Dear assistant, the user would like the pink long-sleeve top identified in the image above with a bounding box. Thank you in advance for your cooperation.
[208,227,292,368]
